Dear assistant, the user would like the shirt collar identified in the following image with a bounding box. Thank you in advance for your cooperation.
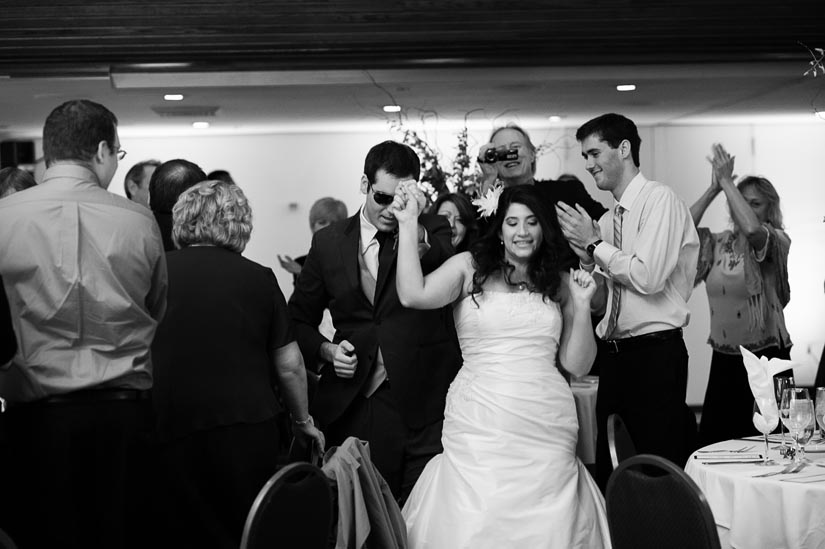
[615,172,648,212]
[359,206,379,255]
[41,164,101,188]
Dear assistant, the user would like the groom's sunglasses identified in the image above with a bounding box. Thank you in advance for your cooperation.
[369,184,395,206]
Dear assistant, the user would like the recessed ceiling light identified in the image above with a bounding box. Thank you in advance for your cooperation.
[616,84,636,92]
[164,94,184,101]
[548,115,563,123]
[383,105,402,113]
[192,121,210,129]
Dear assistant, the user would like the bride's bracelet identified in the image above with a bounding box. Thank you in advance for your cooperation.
[293,415,314,426]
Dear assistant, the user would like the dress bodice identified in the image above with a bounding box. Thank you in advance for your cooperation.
[453,291,561,376]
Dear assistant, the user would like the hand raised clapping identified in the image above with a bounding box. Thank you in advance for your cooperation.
[708,143,735,185]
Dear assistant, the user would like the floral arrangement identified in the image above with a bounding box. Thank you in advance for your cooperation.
[390,116,484,208]
[399,127,447,204]
[445,126,483,198]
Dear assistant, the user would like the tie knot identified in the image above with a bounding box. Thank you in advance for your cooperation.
[614,204,624,216]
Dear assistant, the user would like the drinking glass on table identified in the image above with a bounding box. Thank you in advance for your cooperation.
[774,376,794,451]
[798,413,816,461]
[752,399,778,466]
[814,387,825,444]
[779,387,814,465]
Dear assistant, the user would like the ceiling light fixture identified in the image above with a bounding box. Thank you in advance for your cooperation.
[548,115,563,122]
[616,84,636,92]
[192,121,210,129]
[164,94,184,101]
[383,105,402,113]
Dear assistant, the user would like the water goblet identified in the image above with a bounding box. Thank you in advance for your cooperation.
[752,399,778,466]
[774,376,794,453]
[779,387,813,465]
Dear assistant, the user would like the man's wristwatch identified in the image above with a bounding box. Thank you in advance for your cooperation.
[586,239,603,259]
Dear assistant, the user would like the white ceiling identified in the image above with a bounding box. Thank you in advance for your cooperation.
[1,60,823,140]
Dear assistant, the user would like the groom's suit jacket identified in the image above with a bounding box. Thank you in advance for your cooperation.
[288,212,462,430]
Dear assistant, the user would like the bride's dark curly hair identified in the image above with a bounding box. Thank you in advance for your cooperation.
[469,185,567,302]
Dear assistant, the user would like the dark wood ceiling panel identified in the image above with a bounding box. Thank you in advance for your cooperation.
[0,0,820,74]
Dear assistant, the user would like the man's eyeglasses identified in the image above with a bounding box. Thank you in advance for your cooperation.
[369,184,394,206]
[115,148,127,160]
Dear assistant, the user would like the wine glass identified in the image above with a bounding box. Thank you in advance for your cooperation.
[779,387,814,465]
[814,387,825,444]
[774,376,794,452]
[798,412,816,462]
[752,399,778,465]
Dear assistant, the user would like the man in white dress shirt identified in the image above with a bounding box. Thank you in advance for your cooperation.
[556,113,700,488]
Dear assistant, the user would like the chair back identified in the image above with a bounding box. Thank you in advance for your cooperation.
[240,462,333,549]
[607,413,636,470]
[606,454,721,549]
[0,527,17,549]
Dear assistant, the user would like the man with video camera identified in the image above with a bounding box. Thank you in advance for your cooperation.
[476,124,607,267]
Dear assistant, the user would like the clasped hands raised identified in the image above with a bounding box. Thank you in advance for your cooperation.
[389,179,426,223]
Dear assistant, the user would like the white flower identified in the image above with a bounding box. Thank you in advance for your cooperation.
[472,184,503,218]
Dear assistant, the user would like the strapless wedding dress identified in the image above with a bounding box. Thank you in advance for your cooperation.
[402,291,610,548]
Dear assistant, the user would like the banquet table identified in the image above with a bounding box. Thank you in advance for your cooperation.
[571,376,598,465]
[685,438,825,549]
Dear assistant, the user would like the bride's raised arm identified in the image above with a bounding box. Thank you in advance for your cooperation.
[393,183,472,310]
[557,269,597,377]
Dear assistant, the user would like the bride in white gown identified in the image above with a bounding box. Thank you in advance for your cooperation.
[392,184,611,549]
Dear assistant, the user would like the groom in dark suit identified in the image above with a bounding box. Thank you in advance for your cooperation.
[289,140,462,501]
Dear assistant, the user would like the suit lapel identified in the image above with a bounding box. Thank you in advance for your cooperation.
[340,215,362,294]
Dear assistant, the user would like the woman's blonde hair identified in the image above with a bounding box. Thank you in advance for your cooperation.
[172,180,252,252]
[737,176,784,230]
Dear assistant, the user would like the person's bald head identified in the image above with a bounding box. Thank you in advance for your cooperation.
[149,159,206,213]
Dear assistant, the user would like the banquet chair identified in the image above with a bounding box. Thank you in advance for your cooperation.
[607,413,637,470]
[606,454,721,549]
[0,527,17,549]
[240,462,333,549]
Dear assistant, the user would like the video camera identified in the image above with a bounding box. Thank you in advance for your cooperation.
[479,148,519,164]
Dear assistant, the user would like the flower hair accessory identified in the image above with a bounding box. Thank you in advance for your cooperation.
[472,184,503,219]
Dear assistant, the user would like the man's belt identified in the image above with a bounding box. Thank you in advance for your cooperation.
[35,388,150,406]
[600,328,683,354]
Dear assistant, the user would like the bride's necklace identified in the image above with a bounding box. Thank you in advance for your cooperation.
[503,267,534,292]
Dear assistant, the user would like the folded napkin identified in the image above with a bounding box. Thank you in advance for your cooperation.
[741,346,794,433]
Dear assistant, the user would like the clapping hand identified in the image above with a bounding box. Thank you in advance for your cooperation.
[555,202,600,261]
[708,143,735,185]
[568,268,597,305]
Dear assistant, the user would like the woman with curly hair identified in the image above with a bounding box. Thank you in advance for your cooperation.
[151,180,324,549]
[394,184,610,548]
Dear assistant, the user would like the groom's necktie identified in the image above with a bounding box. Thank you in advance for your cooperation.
[359,231,389,397]
[604,204,624,338]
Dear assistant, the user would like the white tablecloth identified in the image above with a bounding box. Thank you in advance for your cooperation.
[685,438,825,549]
[571,378,598,465]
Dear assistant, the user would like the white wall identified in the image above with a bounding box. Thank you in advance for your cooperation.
[104,121,824,405]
